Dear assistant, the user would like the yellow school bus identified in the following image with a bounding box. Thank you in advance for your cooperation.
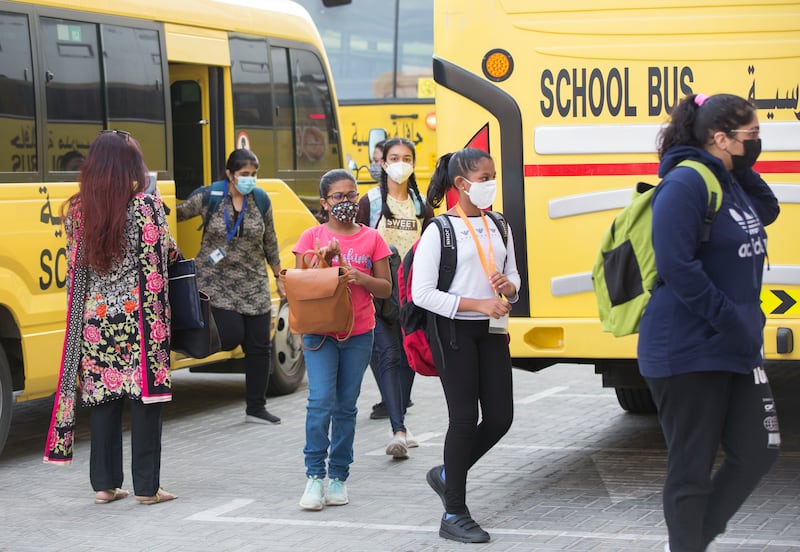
[433,0,800,412]
[0,0,340,454]
[295,0,437,191]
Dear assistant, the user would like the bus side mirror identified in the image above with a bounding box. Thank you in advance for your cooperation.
[368,128,387,160]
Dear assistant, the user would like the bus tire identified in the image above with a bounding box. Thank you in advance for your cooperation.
[0,344,13,456]
[268,301,306,396]
[614,386,656,414]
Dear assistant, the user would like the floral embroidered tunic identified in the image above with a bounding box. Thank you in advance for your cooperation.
[44,194,178,463]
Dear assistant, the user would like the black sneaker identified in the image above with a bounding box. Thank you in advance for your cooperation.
[426,465,446,508]
[369,402,389,420]
[439,514,490,543]
[245,409,281,425]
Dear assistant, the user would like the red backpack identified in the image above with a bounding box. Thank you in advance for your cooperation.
[398,212,507,376]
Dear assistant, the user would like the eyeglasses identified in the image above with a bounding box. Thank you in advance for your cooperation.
[99,129,132,141]
[326,191,359,202]
[729,128,760,139]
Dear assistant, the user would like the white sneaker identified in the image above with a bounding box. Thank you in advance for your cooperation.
[385,434,409,459]
[324,478,349,506]
[299,476,324,511]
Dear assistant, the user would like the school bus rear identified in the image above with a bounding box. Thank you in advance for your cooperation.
[433,0,800,411]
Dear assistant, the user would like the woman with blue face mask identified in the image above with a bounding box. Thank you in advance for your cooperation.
[177,149,285,424]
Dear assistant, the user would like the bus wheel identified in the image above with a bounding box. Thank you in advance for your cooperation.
[268,301,306,396]
[0,344,13,456]
[614,387,656,414]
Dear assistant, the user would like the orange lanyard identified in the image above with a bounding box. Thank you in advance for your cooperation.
[455,203,498,293]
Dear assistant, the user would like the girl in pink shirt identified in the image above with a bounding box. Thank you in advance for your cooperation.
[293,169,392,511]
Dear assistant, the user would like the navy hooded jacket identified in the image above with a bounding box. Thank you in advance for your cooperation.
[637,145,779,378]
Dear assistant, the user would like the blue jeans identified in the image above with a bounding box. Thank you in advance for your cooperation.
[302,331,373,481]
[371,318,415,433]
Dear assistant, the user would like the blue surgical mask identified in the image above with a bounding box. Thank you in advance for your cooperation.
[235,176,257,194]
[368,163,383,181]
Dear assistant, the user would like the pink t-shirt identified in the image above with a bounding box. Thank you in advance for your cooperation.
[293,224,391,337]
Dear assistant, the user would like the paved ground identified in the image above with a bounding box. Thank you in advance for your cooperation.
[1,362,799,552]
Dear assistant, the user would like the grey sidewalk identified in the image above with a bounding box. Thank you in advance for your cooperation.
[1,363,799,551]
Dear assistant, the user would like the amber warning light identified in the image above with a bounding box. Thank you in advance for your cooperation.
[482,49,513,82]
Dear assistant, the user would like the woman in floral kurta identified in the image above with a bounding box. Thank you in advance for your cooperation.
[44,131,180,506]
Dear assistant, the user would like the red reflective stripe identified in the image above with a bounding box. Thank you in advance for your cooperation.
[523,160,800,177]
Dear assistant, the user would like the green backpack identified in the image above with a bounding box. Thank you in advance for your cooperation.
[592,160,723,337]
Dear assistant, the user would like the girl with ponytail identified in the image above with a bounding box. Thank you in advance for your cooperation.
[414,147,520,543]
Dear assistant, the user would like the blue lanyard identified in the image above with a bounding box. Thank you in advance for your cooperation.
[223,186,247,243]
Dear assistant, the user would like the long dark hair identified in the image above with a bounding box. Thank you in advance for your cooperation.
[64,131,148,273]
[658,93,756,159]
[379,137,424,220]
[318,168,356,222]
[427,147,493,208]
[225,148,259,180]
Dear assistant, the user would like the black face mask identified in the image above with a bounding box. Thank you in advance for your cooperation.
[731,138,761,172]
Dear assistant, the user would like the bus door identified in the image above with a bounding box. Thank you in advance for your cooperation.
[168,64,224,257]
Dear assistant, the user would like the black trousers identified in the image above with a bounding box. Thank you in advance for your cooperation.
[646,369,780,552]
[89,398,163,496]
[212,307,271,414]
[435,317,514,515]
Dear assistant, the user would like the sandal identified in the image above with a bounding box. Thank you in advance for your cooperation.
[94,488,130,504]
[135,487,178,505]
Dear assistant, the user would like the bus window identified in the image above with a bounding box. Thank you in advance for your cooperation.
[170,80,203,199]
[291,48,338,171]
[40,18,102,173]
[271,45,295,174]
[230,35,277,179]
[0,11,37,175]
[295,0,436,187]
[102,25,167,172]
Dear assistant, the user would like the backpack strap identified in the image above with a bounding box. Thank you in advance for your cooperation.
[200,180,228,231]
[251,187,271,217]
[200,180,271,231]
[368,186,426,228]
[484,210,509,246]
[367,187,382,228]
[431,215,457,291]
[676,160,723,243]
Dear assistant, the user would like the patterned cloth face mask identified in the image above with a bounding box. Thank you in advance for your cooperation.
[330,200,359,223]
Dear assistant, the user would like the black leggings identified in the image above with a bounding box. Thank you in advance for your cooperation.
[646,369,780,552]
[211,307,271,413]
[434,317,514,515]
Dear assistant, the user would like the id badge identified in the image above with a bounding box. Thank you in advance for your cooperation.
[208,247,226,265]
[488,314,509,334]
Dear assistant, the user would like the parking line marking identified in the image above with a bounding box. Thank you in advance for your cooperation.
[515,385,569,404]
[186,500,800,547]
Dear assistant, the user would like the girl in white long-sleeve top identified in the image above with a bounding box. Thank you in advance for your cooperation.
[411,148,521,544]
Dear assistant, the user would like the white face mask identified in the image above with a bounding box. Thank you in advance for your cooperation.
[463,178,497,209]
[384,161,414,183]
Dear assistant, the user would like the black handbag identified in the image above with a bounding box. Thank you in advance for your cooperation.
[169,259,221,358]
